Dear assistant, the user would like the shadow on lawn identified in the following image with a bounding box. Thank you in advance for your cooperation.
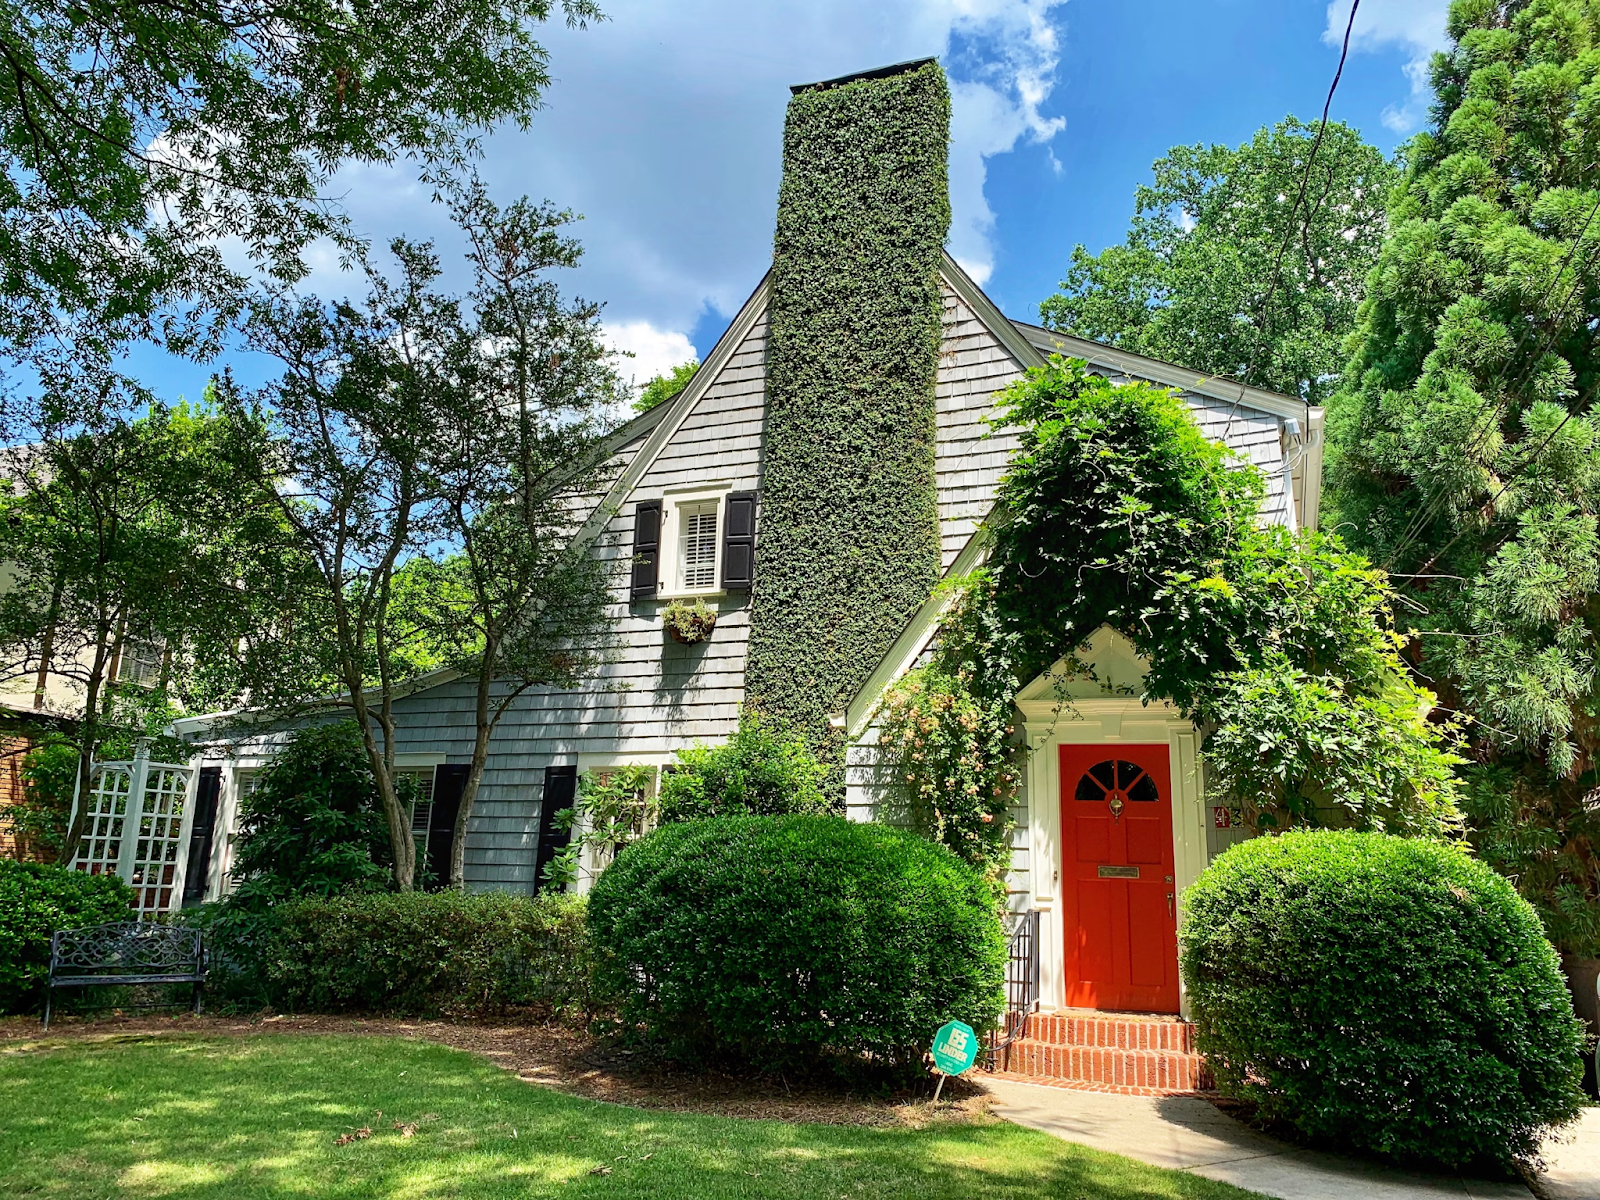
[0,1035,1252,1200]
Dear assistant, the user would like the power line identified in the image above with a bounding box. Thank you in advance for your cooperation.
[1222,0,1360,441]
[1380,187,1600,571]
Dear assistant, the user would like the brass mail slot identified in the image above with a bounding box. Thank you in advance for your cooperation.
[1098,865,1140,879]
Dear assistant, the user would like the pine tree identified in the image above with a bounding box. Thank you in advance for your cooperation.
[1327,0,1600,953]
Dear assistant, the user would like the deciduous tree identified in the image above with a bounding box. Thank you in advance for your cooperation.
[0,400,288,861]
[241,180,620,891]
[1040,119,1394,405]
[0,0,600,427]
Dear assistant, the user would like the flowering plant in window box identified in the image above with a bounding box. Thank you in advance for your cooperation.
[662,598,716,644]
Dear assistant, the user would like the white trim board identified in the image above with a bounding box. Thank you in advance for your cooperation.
[567,275,772,559]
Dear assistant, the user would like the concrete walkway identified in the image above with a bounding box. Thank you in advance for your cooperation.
[1541,1106,1600,1200]
[983,1076,1558,1199]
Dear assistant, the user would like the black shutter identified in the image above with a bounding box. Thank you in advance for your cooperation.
[425,764,469,892]
[181,766,222,907]
[534,764,578,895]
[721,491,757,592]
[631,500,662,598]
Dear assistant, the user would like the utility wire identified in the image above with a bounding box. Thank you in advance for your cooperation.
[1222,0,1360,441]
[1381,188,1600,572]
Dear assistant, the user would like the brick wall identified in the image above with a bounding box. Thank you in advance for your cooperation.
[0,734,39,860]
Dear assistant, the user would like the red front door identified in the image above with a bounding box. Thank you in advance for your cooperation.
[1060,743,1180,1013]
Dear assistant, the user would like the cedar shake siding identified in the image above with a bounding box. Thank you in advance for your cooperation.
[180,265,1318,897]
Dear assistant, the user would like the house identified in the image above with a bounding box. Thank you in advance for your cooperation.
[150,61,1319,1081]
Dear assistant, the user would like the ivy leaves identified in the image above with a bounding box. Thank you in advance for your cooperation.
[882,358,1464,843]
[986,357,1260,688]
[745,62,949,772]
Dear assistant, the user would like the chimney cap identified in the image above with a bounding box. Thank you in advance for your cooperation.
[790,57,939,95]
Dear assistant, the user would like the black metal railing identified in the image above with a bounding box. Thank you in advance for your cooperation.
[983,908,1040,1071]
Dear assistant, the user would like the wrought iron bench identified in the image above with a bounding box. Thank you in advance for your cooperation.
[44,922,205,1029]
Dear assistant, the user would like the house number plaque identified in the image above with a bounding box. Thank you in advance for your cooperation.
[1097,865,1139,879]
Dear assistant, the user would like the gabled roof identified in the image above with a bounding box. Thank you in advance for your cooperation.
[1009,319,1311,423]
[844,258,1320,737]
[179,252,1323,742]
[566,273,772,559]
[172,666,464,739]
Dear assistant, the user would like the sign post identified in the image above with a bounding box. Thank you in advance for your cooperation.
[929,1019,979,1102]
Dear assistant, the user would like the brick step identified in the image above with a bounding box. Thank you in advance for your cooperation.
[1019,1011,1197,1053]
[993,1037,1213,1094]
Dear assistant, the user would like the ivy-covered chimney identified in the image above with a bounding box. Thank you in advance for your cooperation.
[745,59,949,761]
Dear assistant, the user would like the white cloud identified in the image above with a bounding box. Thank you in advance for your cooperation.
[314,1,1071,351]
[1326,0,1450,133]
[605,320,697,388]
[945,0,1070,283]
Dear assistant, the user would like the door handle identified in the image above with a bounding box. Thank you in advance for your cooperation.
[1167,892,1175,919]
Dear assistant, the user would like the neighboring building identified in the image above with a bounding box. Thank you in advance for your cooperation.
[174,75,1321,1026]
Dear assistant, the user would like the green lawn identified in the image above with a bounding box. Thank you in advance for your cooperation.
[0,1034,1259,1199]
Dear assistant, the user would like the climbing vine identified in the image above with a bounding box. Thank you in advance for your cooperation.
[878,357,1464,851]
[745,60,949,774]
[875,575,1023,871]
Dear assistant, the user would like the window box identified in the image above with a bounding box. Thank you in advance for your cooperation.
[663,598,717,645]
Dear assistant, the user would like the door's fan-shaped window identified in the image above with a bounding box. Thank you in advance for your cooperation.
[1075,759,1160,803]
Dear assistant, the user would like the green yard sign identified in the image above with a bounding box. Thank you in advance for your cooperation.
[931,1019,979,1076]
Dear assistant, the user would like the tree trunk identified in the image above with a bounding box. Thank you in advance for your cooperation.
[32,575,64,711]
[351,696,416,891]
[58,645,111,865]
[450,656,497,891]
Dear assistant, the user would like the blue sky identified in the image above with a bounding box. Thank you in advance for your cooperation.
[133,0,1449,401]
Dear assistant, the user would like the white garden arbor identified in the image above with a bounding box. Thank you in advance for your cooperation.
[72,741,198,918]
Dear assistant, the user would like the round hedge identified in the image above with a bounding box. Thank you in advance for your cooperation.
[587,814,1005,1069]
[1181,830,1585,1169]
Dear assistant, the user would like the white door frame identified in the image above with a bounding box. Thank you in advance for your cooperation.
[1016,687,1206,1018]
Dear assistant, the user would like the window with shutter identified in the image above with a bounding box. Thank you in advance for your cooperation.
[679,502,719,590]
[631,500,662,598]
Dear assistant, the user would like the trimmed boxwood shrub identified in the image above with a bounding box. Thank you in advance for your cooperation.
[261,890,599,1018]
[0,860,133,1014]
[587,814,1005,1070]
[1181,830,1585,1169]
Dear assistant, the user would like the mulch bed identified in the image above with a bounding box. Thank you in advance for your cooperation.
[0,1011,995,1129]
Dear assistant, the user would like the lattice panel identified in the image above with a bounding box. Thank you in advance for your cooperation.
[75,769,133,878]
[128,768,191,916]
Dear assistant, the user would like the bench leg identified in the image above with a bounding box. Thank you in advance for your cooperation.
[192,980,203,1017]
[42,988,51,1031]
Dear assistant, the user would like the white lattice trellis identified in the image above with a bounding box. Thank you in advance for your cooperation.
[73,743,197,918]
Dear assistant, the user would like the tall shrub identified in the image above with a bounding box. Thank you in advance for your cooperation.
[745,60,949,771]
[1182,831,1585,1169]
[587,814,1004,1071]
[228,721,395,908]
[657,709,831,822]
